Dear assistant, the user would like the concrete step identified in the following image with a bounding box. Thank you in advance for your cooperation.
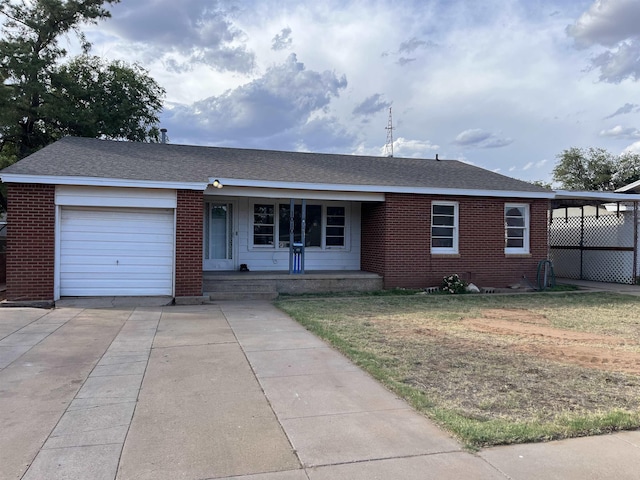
[206,291,279,301]
[203,281,277,293]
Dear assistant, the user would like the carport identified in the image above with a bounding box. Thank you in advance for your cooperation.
[550,191,640,284]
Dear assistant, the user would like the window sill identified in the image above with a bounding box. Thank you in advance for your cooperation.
[431,253,461,258]
[504,253,531,258]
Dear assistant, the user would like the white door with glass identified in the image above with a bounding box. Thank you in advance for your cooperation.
[203,202,235,270]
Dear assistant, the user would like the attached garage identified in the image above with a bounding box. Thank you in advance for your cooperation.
[55,186,177,298]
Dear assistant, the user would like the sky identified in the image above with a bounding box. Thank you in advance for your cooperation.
[77,0,640,184]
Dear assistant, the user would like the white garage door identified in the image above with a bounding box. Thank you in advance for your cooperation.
[60,207,175,296]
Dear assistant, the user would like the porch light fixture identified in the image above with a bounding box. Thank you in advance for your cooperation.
[212,179,223,189]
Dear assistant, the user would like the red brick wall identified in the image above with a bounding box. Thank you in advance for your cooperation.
[175,190,203,296]
[361,194,550,289]
[361,202,386,275]
[6,183,55,301]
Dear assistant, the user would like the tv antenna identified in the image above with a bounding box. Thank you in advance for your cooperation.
[384,107,394,157]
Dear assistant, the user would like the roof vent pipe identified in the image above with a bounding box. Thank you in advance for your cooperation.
[160,128,168,144]
[435,154,439,161]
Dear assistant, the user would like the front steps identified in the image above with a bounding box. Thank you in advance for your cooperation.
[203,271,384,301]
[205,280,279,301]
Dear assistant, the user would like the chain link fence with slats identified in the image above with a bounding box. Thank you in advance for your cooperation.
[549,209,637,284]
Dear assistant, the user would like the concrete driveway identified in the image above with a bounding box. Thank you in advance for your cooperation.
[1,301,639,480]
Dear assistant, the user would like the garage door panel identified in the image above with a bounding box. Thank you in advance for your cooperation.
[60,232,174,244]
[60,207,175,297]
[61,242,174,256]
[61,264,173,275]
[61,286,174,297]
[60,257,174,268]
[62,277,173,287]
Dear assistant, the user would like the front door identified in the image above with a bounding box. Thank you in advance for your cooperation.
[203,201,235,270]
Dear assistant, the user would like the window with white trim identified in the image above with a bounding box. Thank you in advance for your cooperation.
[253,204,275,246]
[326,206,345,247]
[505,204,529,254]
[278,204,322,247]
[252,202,347,249]
[431,202,458,254]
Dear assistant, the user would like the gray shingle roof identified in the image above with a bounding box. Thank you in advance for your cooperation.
[1,136,551,195]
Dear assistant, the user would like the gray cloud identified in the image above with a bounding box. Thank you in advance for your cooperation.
[567,0,640,48]
[589,40,640,83]
[295,117,358,152]
[604,103,639,119]
[107,0,255,73]
[272,27,293,51]
[599,125,640,139]
[399,37,427,54]
[352,94,391,116]
[397,57,416,66]
[453,129,513,149]
[567,0,640,83]
[382,36,436,64]
[161,54,348,148]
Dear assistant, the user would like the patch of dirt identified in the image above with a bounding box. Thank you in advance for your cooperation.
[463,309,640,374]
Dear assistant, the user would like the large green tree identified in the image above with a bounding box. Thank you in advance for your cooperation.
[0,0,165,163]
[552,147,640,191]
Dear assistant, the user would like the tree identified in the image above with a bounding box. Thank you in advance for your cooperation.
[48,55,164,141]
[0,0,165,164]
[552,147,640,191]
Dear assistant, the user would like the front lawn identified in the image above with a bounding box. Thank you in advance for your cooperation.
[275,292,640,449]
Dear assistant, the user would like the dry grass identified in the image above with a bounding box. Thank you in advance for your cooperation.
[275,292,640,448]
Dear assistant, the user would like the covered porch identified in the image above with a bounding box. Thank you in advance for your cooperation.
[203,270,384,300]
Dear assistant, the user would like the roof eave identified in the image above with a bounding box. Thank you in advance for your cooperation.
[210,177,555,199]
[553,190,640,202]
[0,174,208,191]
[0,173,554,199]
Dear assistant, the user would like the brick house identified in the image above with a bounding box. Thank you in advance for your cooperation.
[0,136,553,302]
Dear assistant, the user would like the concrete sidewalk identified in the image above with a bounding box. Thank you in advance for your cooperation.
[0,301,638,479]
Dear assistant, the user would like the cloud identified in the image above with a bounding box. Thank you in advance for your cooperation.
[352,94,391,116]
[161,53,348,148]
[589,40,640,83]
[604,103,639,119]
[272,27,293,51]
[388,137,440,158]
[522,159,547,171]
[294,117,357,152]
[105,0,255,73]
[567,0,640,48]
[567,0,640,83]
[623,141,640,154]
[398,37,428,54]
[600,125,640,139]
[453,129,513,149]
[384,36,437,65]
[352,137,439,158]
[397,57,416,66]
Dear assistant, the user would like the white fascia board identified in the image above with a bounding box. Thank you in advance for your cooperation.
[553,190,640,202]
[208,177,556,199]
[615,180,640,193]
[205,186,385,202]
[0,174,207,191]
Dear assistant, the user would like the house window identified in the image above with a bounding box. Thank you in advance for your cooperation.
[505,204,529,254]
[253,204,275,246]
[326,206,345,247]
[431,202,458,254]
[278,204,322,247]
[252,202,347,249]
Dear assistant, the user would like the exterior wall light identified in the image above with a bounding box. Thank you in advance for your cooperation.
[212,179,223,189]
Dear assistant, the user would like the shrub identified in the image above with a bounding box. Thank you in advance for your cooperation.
[442,274,467,294]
